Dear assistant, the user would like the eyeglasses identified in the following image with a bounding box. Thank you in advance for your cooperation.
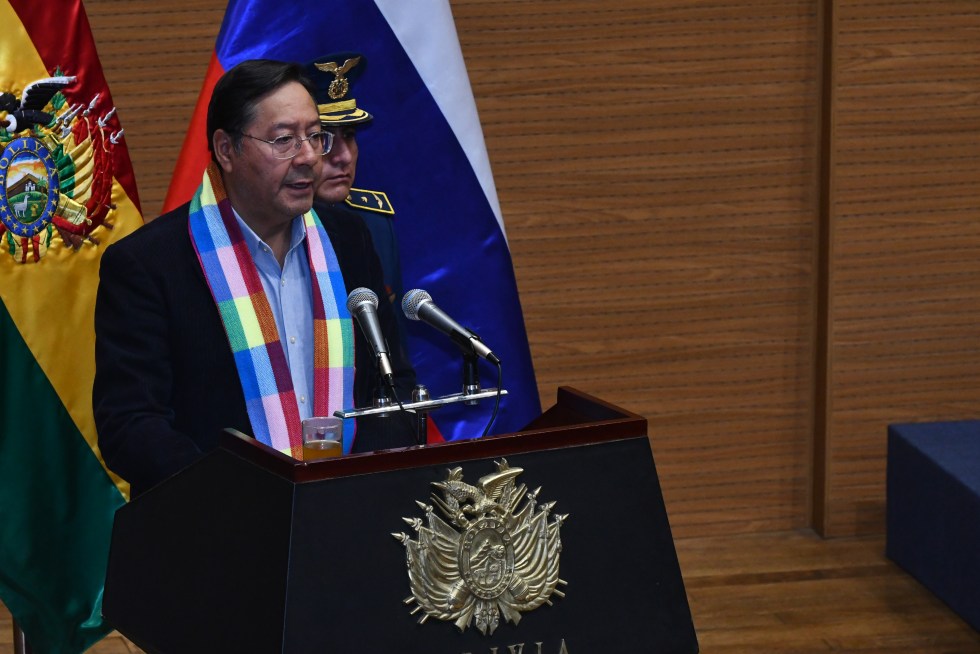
[241,130,334,159]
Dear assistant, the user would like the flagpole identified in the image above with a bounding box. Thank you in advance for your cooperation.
[12,619,31,654]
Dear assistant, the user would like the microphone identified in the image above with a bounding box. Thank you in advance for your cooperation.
[402,289,500,365]
[346,287,394,384]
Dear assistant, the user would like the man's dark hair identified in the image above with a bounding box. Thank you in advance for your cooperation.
[206,59,317,159]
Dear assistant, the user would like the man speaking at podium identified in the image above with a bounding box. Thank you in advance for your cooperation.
[93,59,416,498]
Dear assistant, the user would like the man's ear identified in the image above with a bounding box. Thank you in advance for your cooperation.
[212,129,236,172]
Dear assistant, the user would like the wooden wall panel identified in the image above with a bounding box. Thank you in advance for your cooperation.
[453,0,820,536]
[824,0,980,535]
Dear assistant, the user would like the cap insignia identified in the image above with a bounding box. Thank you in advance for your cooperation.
[315,56,361,100]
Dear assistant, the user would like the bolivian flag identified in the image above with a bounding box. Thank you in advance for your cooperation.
[0,1,142,652]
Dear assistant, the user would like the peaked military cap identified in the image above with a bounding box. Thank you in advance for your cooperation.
[304,52,373,126]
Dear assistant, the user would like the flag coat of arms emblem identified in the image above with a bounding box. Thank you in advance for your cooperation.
[393,459,568,635]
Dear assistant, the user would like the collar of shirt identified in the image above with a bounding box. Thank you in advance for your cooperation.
[232,211,308,270]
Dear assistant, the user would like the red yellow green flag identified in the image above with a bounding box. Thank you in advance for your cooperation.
[0,0,142,651]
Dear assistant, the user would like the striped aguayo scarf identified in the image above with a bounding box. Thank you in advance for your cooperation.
[188,163,355,458]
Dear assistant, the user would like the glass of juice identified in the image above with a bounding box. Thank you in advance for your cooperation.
[301,416,344,461]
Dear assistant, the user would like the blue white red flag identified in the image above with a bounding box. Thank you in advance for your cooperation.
[164,0,540,439]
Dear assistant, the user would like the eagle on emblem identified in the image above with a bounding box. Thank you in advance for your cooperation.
[393,459,568,635]
[314,56,360,100]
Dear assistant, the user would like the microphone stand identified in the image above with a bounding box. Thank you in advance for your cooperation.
[411,384,430,445]
[334,336,507,439]
[462,351,481,405]
[373,368,393,414]
[334,388,508,419]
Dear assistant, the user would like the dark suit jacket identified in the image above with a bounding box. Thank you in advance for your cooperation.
[93,202,416,496]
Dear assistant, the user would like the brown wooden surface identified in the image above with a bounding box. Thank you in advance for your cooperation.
[458,0,820,538]
[3,530,979,653]
[77,0,980,542]
[820,0,980,535]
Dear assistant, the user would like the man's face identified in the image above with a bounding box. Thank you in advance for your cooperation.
[315,126,359,204]
[215,81,323,233]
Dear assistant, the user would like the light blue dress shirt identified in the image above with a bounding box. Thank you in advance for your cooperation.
[233,211,314,421]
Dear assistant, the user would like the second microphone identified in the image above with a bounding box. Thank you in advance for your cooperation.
[346,287,395,384]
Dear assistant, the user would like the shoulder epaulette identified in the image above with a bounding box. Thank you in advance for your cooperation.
[345,187,395,215]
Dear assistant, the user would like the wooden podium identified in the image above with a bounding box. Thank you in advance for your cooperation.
[103,387,698,653]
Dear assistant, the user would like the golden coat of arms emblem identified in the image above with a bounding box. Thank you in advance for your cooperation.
[393,459,568,635]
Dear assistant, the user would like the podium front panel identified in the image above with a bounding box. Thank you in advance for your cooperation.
[284,435,697,653]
